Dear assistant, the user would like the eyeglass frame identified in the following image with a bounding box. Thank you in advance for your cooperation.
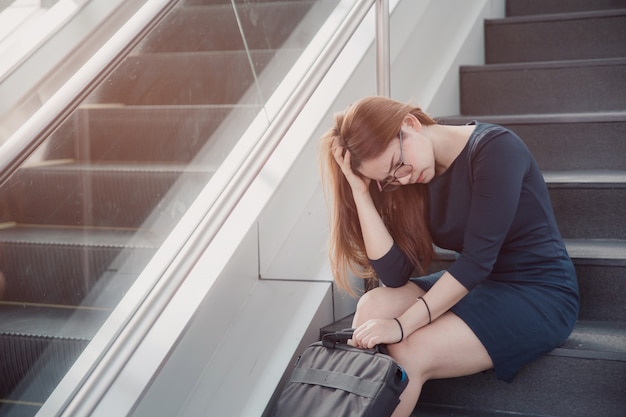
[376,129,413,192]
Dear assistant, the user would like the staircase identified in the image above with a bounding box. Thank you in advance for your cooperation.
[0,1,330,416]
[422,0,626,416]
[320,1,626,416]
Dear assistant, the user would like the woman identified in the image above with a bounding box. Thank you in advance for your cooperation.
[319,96,579,417]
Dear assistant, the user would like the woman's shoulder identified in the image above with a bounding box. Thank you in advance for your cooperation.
[470,122,530,157]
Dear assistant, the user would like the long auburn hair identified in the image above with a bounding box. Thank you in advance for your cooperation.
[319,96,436,296]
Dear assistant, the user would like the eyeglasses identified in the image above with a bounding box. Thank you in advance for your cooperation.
[377,130,413,192]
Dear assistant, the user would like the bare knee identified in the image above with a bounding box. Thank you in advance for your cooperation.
[353,283,422,327]
[354,287,391,322]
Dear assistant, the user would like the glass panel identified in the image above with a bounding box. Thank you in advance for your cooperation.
[232,0,336,104]
[0,0,148,149]
[0,0,355,416]
[0,0,86,79]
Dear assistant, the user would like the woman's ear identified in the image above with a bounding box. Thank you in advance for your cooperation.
[403,114,422,131]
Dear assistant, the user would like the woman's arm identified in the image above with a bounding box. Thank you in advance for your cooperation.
[351,271,469,349]
[334,146,393,259]
[398,271,468,334]
[352,187,394,259]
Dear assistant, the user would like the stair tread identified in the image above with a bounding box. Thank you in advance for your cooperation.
[484,8,626,64]
[436,239,626,263]
[487,8,626,24]
[461,56,626,71]
[506,0,626,17]
[553,320,626,360]
[438,111,626,124]
[542,170,626,185]
[412,403,548,417]
[0,303,109,340]
[0,224,159,248]
[564,238,626,263]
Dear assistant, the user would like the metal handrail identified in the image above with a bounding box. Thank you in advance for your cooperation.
[55,0,389,416]
[376,0,390,96]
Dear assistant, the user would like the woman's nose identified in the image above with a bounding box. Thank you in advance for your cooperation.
[398,172,412,185]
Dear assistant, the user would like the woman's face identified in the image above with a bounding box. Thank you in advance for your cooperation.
[358,122,436,189]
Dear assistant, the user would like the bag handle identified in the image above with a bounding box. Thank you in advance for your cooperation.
[321,328,388,354]
[321,328,355,348]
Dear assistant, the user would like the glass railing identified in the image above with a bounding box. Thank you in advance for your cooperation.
[0,0,148,147]
[0,1,362,416]
[0,0,86,79]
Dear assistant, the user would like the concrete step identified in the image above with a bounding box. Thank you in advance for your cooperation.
[485,10,626,64]
[135,1,315,53]
[545,170,626,239]
[566,239,626,322]
[411,404,546,417]
[0,162,210,228]
[436,113,626,171]
[44,105,259,163]
[426,1,626,416]
[418,320,626,417]
[432,239,626,322]
[322,317,626,417]
[506,0,626,17]
[459,58,626,115]
[0,225,156,306]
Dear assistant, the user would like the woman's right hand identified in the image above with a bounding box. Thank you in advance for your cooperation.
[333,144,371,196]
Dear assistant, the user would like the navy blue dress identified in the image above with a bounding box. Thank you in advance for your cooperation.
[370,122,579,382]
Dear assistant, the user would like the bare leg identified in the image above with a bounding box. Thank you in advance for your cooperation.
[352,283,494,417]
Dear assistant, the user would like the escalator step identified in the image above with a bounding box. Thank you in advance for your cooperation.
[1,163,211,228]
[0,304,108,402]
[0,225,157,306]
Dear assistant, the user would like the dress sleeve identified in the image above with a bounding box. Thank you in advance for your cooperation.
[447,131,531,290]
[369,242,415,288]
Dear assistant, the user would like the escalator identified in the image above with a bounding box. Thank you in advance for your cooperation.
[0,1,340,415]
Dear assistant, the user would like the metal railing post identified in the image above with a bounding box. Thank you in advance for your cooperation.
[375,0,390,97]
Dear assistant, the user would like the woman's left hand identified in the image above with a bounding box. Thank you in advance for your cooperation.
[332,144,371,196]
[351,318,403,349]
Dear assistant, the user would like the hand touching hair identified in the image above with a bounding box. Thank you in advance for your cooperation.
[319,97,436,295]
